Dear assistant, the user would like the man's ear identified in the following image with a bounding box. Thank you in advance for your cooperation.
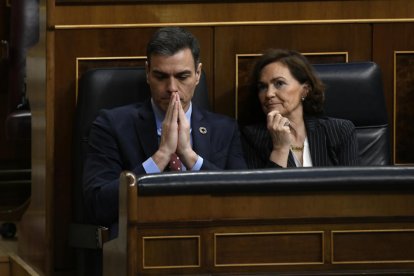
[195,63,202,85]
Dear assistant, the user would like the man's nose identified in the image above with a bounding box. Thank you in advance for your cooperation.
[167,77,179,93]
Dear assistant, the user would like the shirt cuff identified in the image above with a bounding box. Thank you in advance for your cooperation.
[190,156,203,171]
[143,157,161,173]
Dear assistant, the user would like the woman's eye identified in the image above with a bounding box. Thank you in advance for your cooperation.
[273,80,284,89]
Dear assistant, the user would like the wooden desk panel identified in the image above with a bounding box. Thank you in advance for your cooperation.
[103,171,414,275]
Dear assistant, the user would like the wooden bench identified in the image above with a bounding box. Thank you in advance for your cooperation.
[103,166,414,275]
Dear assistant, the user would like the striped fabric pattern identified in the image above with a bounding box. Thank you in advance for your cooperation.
[241,116,359,169]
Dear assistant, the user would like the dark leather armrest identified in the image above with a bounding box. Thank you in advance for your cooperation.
[137,166,414,195]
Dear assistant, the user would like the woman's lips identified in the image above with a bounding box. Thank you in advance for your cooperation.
[265,101,281,109]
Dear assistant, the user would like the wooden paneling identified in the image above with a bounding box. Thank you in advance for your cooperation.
[214,24,371,118]
[50,1,414,26]
[332,230,414,263]
[0,254,41,276]
[373,23,414,164]
[0,255,9,276]
[142,235,200,268]
[8,254,41,276]
[214,232,323,266]
[135,192,414,222]
[107,171,414,275]
[394,52,414,164]
[18,1,48,273]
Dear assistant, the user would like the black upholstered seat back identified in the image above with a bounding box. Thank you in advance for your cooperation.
[313,62,390,165]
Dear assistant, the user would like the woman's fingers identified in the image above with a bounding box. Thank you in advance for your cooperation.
[267,111,290,130]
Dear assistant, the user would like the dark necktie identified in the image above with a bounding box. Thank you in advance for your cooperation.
[169,153,182,171]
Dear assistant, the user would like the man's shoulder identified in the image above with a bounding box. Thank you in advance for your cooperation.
[93,102,149,129]
[103,102,144,114]
[99,102,147,119]
[195,106,236,123]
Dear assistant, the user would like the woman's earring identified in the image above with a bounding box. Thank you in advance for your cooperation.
[301,96,305,101]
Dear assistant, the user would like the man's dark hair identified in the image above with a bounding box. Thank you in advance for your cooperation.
[146,27,200,70]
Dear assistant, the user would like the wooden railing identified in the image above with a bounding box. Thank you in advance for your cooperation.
[103,166,414,275]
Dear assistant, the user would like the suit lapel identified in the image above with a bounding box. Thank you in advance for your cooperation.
[191,106,211,159]
[134,101,158,158]
[305,117,318,166]
[287,152,296,167]
[305,117,330,166]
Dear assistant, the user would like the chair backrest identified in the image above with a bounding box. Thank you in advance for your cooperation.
[313,62,390,166]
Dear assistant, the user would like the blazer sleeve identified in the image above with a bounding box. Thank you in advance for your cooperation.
[323,118,360,166]
[241,124,283,169]
[83,109,147,226]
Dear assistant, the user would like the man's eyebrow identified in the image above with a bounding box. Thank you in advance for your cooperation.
[175,70,192,76]
[151,69,193,76]
[152,69,168,76]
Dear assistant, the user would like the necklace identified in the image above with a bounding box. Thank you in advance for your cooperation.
[291,145,304,151]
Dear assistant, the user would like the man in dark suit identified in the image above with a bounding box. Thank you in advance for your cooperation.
[83,27,247,228]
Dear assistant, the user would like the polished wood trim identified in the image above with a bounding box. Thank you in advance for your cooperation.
[8,254,41,276]
[54,18,414,30]
[56,0,338,3]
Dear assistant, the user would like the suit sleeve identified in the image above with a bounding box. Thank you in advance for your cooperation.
[83,110,146,226]
[201,120,247,170]
[324,119,360,166]
[337,120,360,165]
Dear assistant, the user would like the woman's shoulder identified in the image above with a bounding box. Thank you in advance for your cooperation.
[241,123,267,135]
[308,116,355,128]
